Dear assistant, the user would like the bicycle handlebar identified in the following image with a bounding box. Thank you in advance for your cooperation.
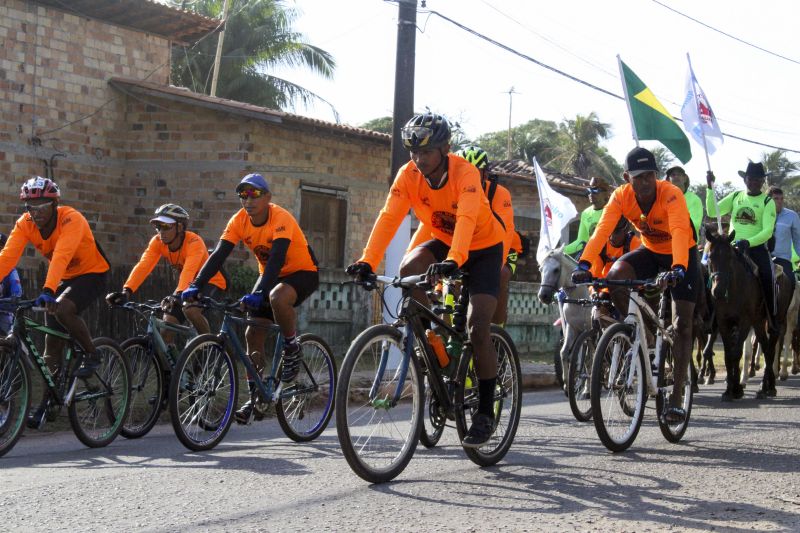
[344,270,463,292]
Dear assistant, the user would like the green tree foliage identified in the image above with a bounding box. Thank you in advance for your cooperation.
[760,149,800,187]
[651,147,675,177]
[690,181,736,200]
[168,0,335,110]
[360,116,392,134]
[474,119,560,163]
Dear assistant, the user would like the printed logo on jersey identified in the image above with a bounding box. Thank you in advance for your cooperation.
[635,218,671,243]
[253,245,271,264]
[421,196,430,207]
[503,200,512,208]
[462,185,477,193]
[391,187,402,197]
[431,211,456,235]
[275,225,286,233]
[735,207,757,226]
[451,202,458,210]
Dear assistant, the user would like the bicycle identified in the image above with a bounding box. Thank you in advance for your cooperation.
[589,278,694,452]
[167,296,336,451]
[336,271,522,483]
[0,298,131,456]
[111,300,196,439]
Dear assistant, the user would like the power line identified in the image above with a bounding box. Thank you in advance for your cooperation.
[423,8,800,155]
[650,0,800,66]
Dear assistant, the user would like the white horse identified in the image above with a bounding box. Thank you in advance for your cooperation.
[537,247,592,388]
[742,280,800,385]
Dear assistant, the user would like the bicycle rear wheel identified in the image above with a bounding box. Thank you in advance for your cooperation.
[68,338,131,448]
[120,337,165,439]
[454,325,522,467]
[568,328,597,422]
[169,334,237,451]
[656,340,693,443]
[590,323,646,452]
[0,347,30,457]
[336,324,423,484]
[276,333,336,442]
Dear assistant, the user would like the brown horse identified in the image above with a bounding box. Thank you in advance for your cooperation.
[705,230,792,400]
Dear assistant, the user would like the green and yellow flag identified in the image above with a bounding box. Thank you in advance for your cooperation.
[618,57,692,164]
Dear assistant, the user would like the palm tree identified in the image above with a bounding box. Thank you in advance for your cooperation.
[475,119,560,163]
[760,149,800,187]
[169,0,335,110]
[547,112,620,183]
[651,147,675,177]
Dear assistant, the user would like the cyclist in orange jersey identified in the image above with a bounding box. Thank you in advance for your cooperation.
[0,176,110,427]
[572,147,699,424]
[183,173,319,424]
[346,113,505,448]
[106,204,227,338]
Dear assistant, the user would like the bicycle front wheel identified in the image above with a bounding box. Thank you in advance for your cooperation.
[276,333,337,442]
[120,337,165,439]
[68,338,131,448]
[336,324,423,484]
[590,323,645,452]
[455,325,522,467]
[656,340,693,443]
[0,347,31,457]
[568,328,598,422]
[169,334,237,451]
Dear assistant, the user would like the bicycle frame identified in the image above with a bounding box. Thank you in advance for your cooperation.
[368,274,468,417]
[143,310,195,368]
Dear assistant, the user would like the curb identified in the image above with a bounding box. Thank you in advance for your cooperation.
[521,372,558,391]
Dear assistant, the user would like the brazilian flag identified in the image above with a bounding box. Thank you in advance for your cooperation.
[619,58,692,164]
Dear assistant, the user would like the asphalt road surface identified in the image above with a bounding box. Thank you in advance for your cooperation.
[3,377,800,532]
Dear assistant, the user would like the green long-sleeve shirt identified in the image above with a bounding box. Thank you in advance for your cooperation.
[706,188,776,246]
[684,190,703,237]
[563,205,603,255]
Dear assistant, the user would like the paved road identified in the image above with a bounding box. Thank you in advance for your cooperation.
[3,377,800,532]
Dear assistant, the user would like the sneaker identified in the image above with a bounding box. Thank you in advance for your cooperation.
[280,344,303,383]
[462,412,495,449]
[662,406,686,425]
[234,399,268,424]
[26,395,55,429]
[75,352,102,378]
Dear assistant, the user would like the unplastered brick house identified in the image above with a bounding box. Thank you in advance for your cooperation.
[0,0,587,355]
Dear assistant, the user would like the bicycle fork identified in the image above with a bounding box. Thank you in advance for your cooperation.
[369,326,412,409]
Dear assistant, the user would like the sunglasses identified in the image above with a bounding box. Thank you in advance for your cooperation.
[152,222,176,232]
[238,188,266,200]
[586,187,602,195]
[25,202,54,213]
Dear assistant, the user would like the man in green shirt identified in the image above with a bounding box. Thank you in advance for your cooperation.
[706,161,777,328]
[666,166,703,238]
[563,176,611,257]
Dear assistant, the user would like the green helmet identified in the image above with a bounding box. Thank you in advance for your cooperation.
[456,146,489,169]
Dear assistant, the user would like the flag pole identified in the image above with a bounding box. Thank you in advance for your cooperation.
[617,54,639,146]
[687,53,722,233]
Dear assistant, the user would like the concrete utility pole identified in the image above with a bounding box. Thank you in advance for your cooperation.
[389,0,417,180]
[210,0,232,97]
[506,86,516,160]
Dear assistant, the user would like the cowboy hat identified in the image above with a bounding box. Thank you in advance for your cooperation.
[737,161,768,179]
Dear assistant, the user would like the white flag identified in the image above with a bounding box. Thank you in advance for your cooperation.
[680,59,723,155]
[534,157,577,264]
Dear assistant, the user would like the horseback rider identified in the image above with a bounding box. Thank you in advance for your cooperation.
[707,162,778,331]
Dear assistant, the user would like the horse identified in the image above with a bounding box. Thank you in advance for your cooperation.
[537,247,591,389]
[705,230,793,400]
[694,261,717,386]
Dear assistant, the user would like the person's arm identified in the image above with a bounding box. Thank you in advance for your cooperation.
[579,192,622,272]
[43,213,85,292]
[123,237,162,293]
[747,198,777,247]
[193,239,235,288]
[0,222,28,284]
[252,239,290,296]
[358,173,412,271]
[446,168,484,266]
[687,193,704,237]
[7,269,22,298]
[178,235,208,292]
[562,209,589,255]
[494,186,516,256]
[791,212,800,263]
[406,221,431,253]
[665,188,693,270]
[706,188,734,218]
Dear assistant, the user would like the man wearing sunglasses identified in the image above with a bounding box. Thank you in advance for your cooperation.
[0,176,110,428]
[183,173,318,424]
[563,176,612,258]
[345,112,506,448]
[106,204,227,339]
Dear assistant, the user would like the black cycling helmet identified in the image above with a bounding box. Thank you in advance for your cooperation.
[401,113,451,150]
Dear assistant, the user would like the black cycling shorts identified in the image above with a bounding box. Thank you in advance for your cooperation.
[45,272,108,332]
[419,239,503,298]
[617,246,700,302]
[248,270,319,321]
[166,285,220,324]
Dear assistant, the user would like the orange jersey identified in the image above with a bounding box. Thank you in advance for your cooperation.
[591,233,642,278]
[510,228,523,255]
[484,180,515,259]
[581,181,695,270]
[124,231,227,293]
[221,205,317,276]
[360,156,505,269]
[0,206,109,292]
